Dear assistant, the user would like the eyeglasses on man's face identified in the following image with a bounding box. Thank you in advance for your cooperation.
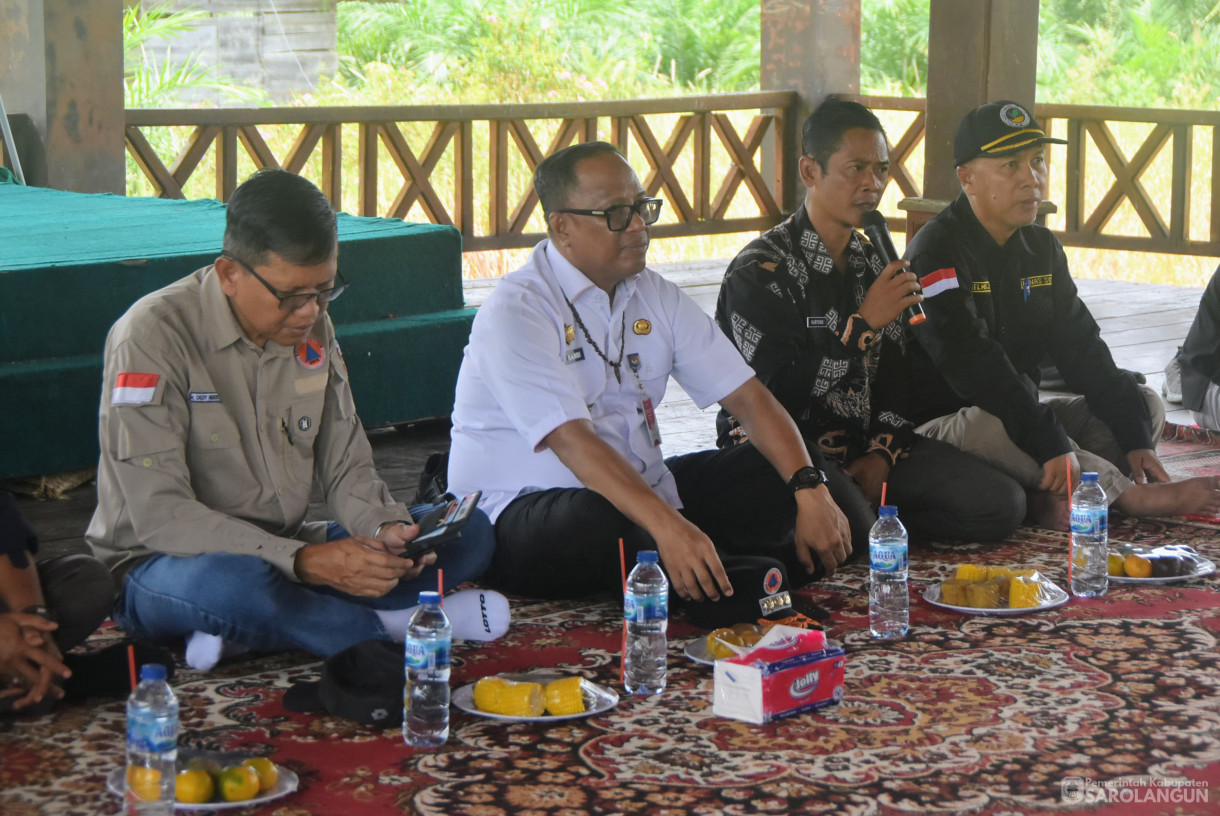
[221,252,348,312]
[555,197,664,232]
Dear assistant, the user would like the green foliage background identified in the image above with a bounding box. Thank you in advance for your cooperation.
[863,0,1220,108]
[125,1,1220,110]
[319,0,1220,109]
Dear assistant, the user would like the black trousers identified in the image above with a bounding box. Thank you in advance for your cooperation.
[824,436,1027,551]
[490,442,818,622]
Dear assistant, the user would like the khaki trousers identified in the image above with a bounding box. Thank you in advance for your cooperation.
[915,386,1166,504]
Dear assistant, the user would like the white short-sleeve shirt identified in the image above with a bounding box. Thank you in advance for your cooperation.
[448,240,755,520]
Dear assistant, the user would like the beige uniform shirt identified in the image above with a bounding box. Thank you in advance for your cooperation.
[86,266,410,583]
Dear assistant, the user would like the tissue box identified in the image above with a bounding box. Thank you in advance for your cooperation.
[712,626,846,725]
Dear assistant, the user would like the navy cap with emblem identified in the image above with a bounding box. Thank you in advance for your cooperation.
[953,101,1068,167]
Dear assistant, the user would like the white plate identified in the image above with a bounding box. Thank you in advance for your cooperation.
[1110,556,1215,584]
[453,672,619,722]
[107,764,298,811]
[923,580,1070,615]
[683,639,713,666]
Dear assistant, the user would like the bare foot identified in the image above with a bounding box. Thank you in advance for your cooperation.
[1025,489,1070,531]
[1114,475,1220,517]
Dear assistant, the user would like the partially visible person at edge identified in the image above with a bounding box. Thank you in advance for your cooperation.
[447,141,852,629]
[904,100,1220,524]
[715,98,1025,549]
[86,169,507,672]
[0,491,110,713]
[1167,265,1220,432]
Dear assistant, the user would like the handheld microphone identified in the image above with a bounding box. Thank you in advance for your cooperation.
[862,209,925,326]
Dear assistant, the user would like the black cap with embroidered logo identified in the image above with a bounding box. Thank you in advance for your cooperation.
[953,101,1067,167]
[682,556,829,630]
[282,639,404,727]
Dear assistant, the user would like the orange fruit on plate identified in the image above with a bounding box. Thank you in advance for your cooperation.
[218,764,261,802]
[1107,553,1125,576]
[175,768,215,804]
[125,766,163,802]
[1124,554,1153,579]
[242,757,279,794]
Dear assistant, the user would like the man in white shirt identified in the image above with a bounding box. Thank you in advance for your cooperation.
[448,142,851,626]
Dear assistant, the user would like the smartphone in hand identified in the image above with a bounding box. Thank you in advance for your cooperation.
[400,491,482,560]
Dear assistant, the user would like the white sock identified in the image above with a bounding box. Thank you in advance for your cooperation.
[376,589,511,643]
[184,631,250,672]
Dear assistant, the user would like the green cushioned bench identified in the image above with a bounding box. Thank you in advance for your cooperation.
[0,181,472,480]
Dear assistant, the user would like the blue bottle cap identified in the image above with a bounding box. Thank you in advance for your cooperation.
[878,505,898,518]
[637,550,659,563]
[418,591,442,605]
[139,663,167,681]
[1081,472,1099,483]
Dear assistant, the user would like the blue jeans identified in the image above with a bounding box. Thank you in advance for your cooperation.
[115,504,495,657]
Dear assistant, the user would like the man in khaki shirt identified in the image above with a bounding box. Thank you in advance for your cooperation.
[86,170,504,667]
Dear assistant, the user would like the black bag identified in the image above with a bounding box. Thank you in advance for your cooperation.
[414,451,453,505]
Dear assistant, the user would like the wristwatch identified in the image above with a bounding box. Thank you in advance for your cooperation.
[787,466,827,493]
[375,520,413,538]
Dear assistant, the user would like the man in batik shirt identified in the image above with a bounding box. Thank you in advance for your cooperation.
[716,99,1025,548]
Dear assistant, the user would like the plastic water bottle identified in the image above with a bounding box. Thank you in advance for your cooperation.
[624,550,668,695]
[125,663,177,815]
[1070,472,1109,597]
[869,505,909,639]
[404,591,451,747]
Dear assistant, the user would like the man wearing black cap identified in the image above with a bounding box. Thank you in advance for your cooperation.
[906,101,1220,522]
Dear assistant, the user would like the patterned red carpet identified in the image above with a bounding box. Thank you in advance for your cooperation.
[5,449,1220,813]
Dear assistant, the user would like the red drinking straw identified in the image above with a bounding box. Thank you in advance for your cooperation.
[127,644,137,692]
[1066,458,1074,586]
[619,538,627,685]
[880,481,888,508]
[437,568,444,605]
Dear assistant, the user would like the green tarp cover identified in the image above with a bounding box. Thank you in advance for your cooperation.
[0,184,471,478]
[0,184,464,362]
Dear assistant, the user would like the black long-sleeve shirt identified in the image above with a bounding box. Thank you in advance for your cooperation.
[715,207,913,465]
[905,193,1152,465]
[0,491,37,567]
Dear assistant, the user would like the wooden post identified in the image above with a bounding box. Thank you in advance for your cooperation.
[0,0,125,193]
[906,0,1040,235]
[760,0,861,213]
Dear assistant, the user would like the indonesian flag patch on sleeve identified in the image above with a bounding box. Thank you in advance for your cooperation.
[920,267,960,298]
[111,372,160,405]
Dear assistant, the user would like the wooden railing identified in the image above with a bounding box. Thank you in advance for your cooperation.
[854,96,1220,258]
[123,94,1220,258]
[124,92,796,252]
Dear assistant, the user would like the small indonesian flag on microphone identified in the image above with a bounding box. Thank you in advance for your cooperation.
[919,267,960,298]
[111,372,160,405]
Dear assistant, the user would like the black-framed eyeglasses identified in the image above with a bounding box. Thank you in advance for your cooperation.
[221,252,348,312]
[555,197,664,232]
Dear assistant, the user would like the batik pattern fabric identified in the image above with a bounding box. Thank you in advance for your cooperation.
[715,208,914,465]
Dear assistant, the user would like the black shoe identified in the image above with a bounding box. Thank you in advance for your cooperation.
[61,640,176,701]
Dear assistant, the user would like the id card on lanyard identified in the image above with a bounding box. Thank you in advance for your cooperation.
[628,353,662,447]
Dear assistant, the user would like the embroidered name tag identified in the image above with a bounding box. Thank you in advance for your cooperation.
[564,348,585,364]
[188,392,221,403]
[971,281,991,294]
[1023,274,1053,289]
[806,316,830,329]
